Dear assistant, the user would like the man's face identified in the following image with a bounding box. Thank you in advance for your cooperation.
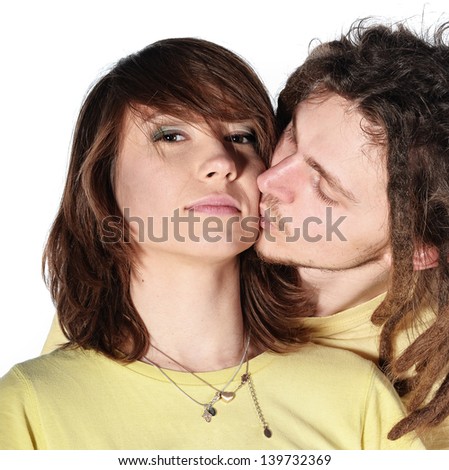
[256,93,391,270]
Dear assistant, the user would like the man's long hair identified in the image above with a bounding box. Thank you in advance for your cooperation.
[277,20,449,439]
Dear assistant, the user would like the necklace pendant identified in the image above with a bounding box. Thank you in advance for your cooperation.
[220,391,235,403]
[202,405,216,422]
[202,409,212,422]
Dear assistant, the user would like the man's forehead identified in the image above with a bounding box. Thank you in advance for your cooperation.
[290,94,388,200]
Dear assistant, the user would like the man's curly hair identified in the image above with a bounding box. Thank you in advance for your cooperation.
[278,19,449,439]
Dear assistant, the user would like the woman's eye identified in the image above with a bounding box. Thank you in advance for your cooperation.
[152,128,186,143]
[225,133,256,145]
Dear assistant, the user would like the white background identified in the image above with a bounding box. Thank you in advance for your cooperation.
[1,0,447,377]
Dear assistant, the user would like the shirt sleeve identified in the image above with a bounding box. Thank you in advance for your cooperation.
[362,365,425,449]
[0,367,42,449]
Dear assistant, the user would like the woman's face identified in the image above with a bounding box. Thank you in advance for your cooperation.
[114,108,265,261]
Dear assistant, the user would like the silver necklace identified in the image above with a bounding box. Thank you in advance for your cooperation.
[142,335,272,437]
[142,335,250,421]
[149,334,251,402]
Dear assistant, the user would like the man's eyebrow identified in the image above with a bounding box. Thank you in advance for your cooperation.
[304,156,360,204]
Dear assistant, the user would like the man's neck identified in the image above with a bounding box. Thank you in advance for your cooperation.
[298,262,390,317]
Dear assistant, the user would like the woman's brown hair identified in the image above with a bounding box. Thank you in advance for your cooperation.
[277,20,449,439]
[43,38,311,363]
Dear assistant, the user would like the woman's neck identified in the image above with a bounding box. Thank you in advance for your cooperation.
[131,252,248,371]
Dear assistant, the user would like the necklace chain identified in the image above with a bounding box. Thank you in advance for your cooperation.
[149,335,251,394]
[141,333,272,438]
[143,359,211,408]
[247,372,272,438]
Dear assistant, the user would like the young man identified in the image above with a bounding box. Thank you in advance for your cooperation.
[256,21,449,449]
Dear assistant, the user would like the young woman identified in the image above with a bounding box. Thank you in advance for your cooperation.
[0,38,423,449]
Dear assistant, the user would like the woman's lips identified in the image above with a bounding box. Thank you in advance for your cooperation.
[186,195,241,215]
[189,205,241,215]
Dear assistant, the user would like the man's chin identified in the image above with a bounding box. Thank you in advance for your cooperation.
[254,243,299,267]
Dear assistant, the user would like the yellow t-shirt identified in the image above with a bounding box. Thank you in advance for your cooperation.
[41,313,65,355]
[301,293,448,449]
[0,346,422,450]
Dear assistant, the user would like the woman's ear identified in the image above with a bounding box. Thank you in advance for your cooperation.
[413,245,439,271]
